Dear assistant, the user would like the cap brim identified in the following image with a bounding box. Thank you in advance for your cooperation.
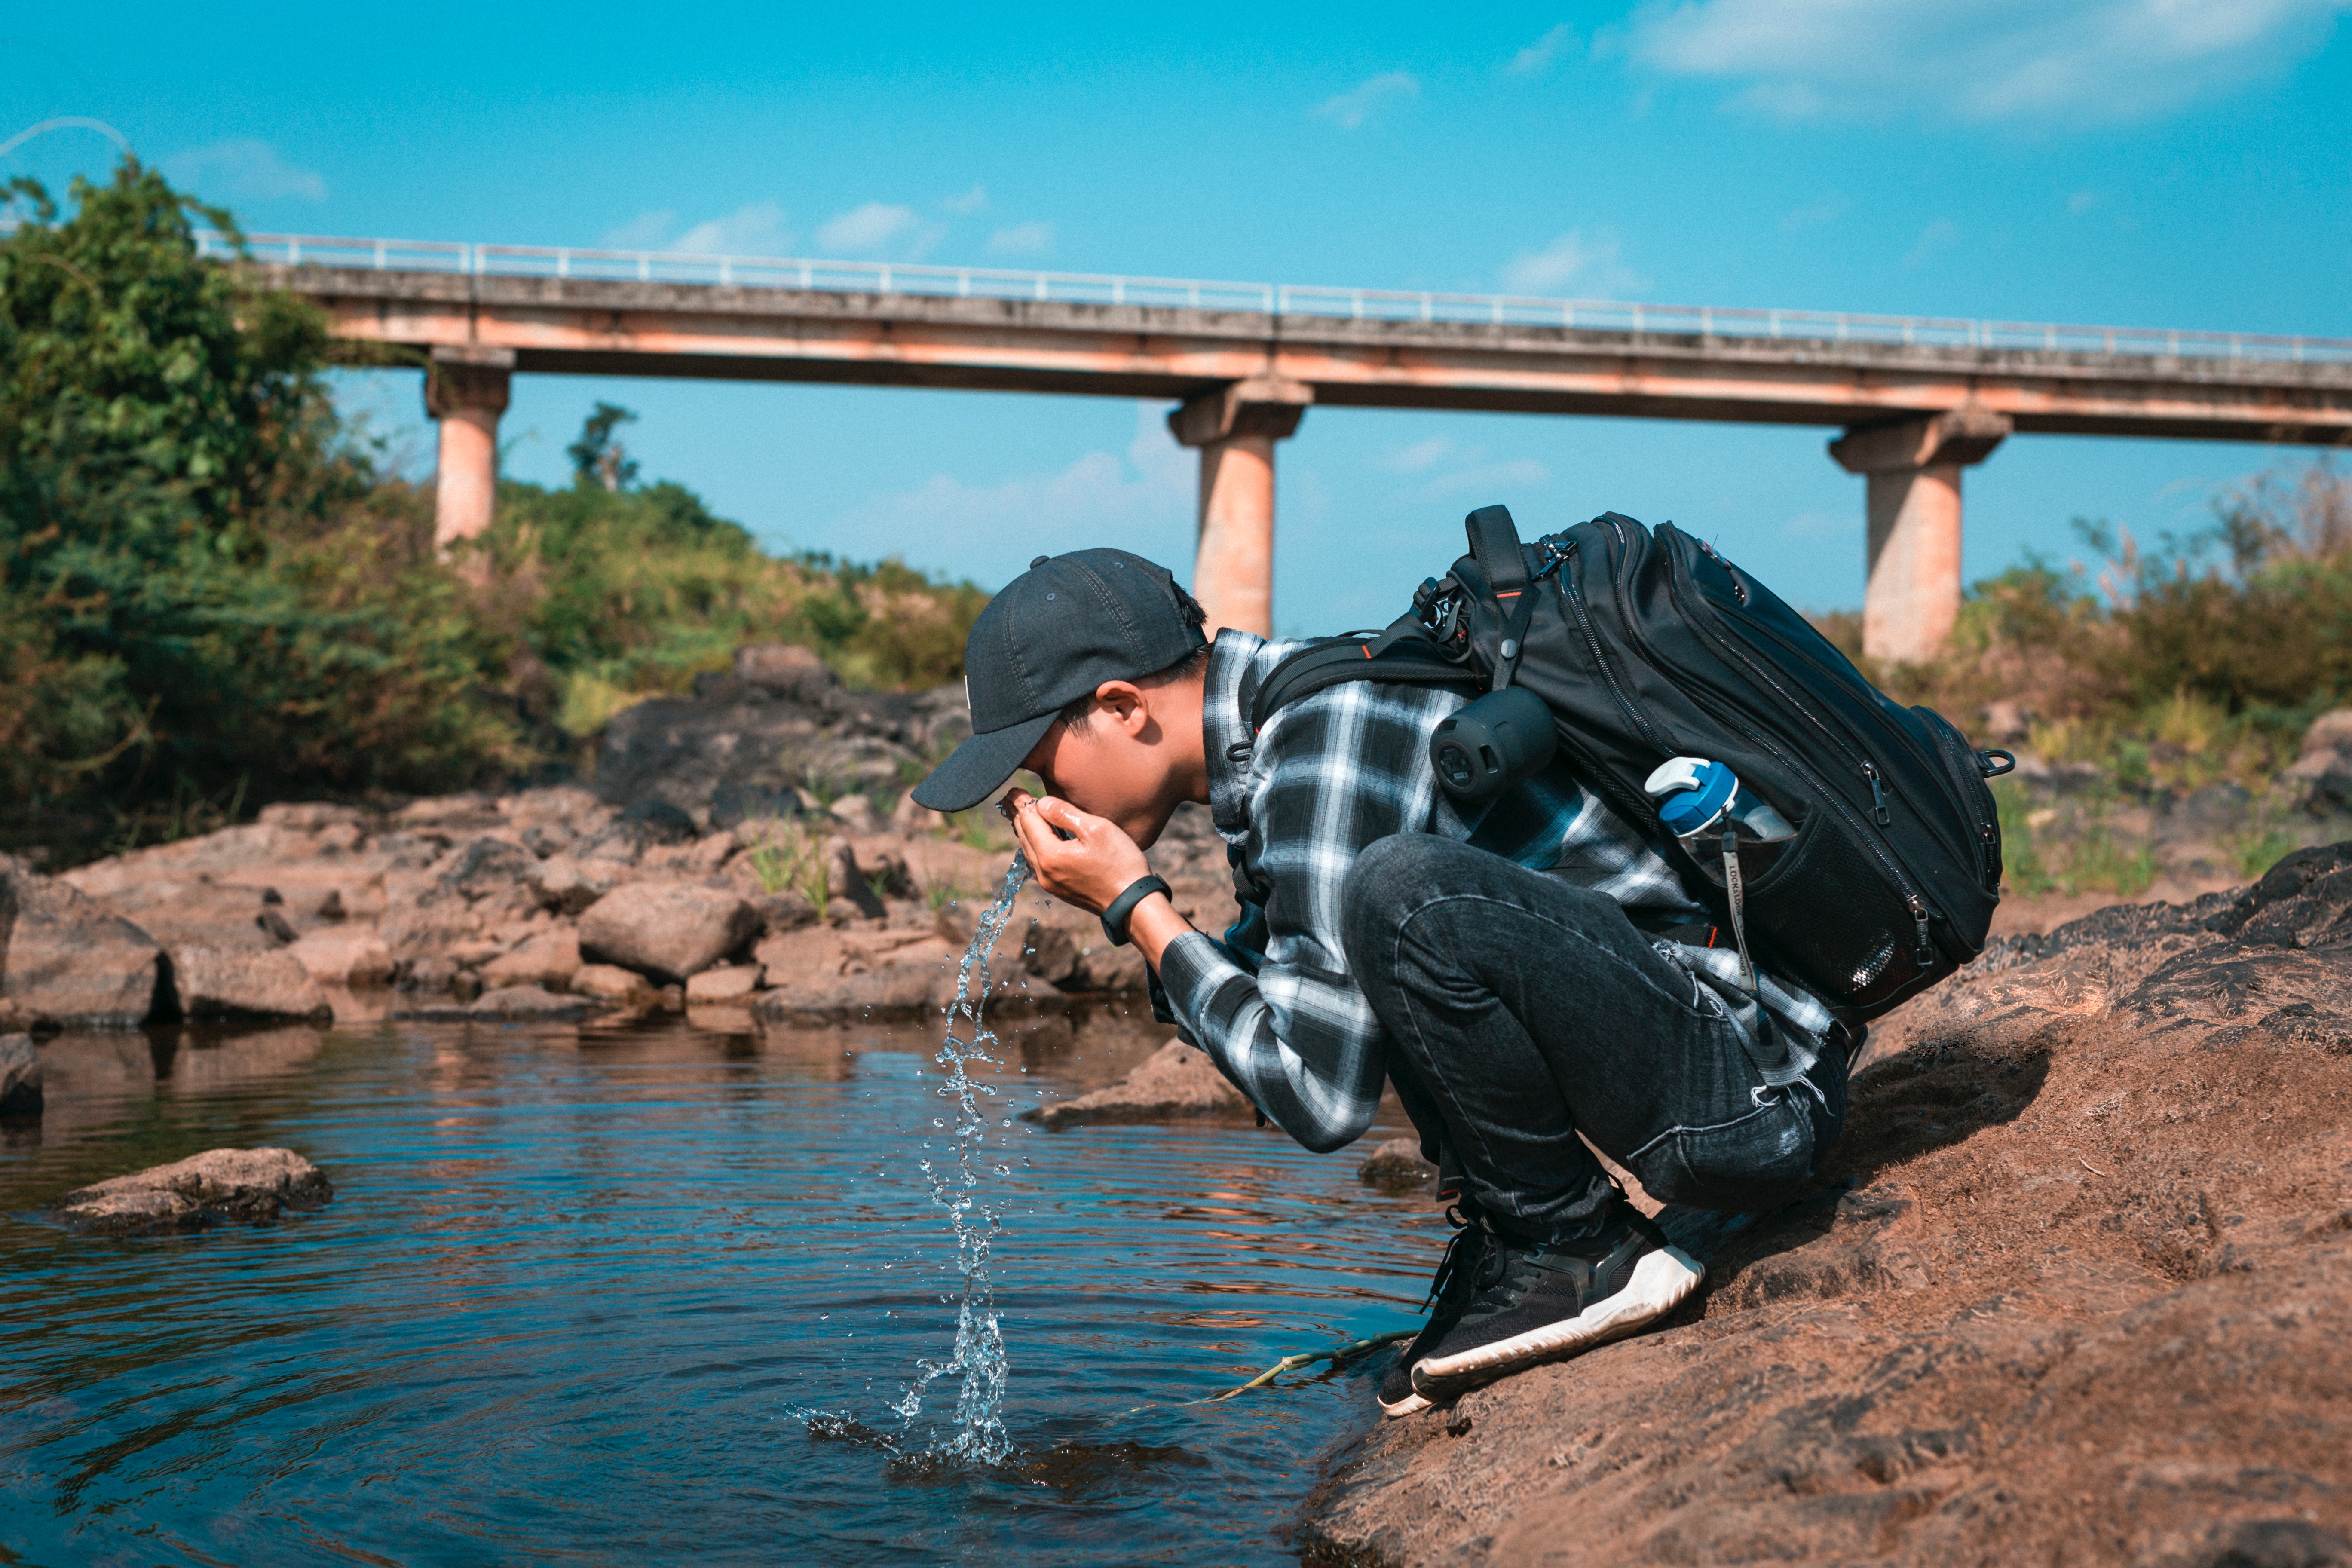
[910,711,1060,814]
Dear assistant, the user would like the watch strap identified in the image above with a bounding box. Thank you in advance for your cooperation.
[1101,874,1172,947]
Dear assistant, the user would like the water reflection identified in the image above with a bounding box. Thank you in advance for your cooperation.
[0,1010,1440,1566]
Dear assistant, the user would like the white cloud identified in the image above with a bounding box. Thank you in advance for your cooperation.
[602,209,676,248]
[673,201,793,256]
[987,220,1055,257]
[162,138,325,202]
[1904,217,1960,267]
[1780,508,1855,542]
[1414,458,1553,502]
[1626,0,2350,122]
[1499,228,1647,296]
[1380,436,1456,473]
[833,406,1194,586]
[816,201,941,258]
[1507,24,1578,76]
[1779,194,1850,232]
[942,184,989,214]
[1317,71,1421,129]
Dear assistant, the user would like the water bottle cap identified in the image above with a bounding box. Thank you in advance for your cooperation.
[1649,757,1737,835]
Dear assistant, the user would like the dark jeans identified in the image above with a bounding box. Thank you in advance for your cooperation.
[1340,833,1847,1240]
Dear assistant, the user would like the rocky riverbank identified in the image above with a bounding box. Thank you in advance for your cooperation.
[1296,845,2352,1567]
[0,643,1237,1039]
[0,786,1234,1034]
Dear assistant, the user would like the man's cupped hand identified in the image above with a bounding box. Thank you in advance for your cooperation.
[1001,789,1152,915]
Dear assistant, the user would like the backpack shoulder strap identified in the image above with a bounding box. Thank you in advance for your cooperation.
[1249,619,1483,733]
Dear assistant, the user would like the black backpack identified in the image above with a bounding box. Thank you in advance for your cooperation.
[1252,505,2012,1023]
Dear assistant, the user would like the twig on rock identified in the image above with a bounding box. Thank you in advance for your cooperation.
[1196,1328,1418,1404]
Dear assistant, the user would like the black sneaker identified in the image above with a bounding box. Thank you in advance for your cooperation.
[1408,1204,1702,1403]
[1377,1210,1492,1418]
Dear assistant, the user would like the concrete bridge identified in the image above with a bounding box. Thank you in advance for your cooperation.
[228,233,2352,661]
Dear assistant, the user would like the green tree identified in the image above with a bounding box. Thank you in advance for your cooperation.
[566,401,639,491]
[0,162,523,839]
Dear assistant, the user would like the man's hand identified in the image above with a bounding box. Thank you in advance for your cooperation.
[1001,789,1152,915]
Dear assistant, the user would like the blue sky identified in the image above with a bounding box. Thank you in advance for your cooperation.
[8,3,2349,628]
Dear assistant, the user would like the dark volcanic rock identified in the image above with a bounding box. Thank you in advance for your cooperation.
[592,646,969,824]
[0,1032,39,1117]
[55,1147,333,1235]
[1300,845,2352,1567]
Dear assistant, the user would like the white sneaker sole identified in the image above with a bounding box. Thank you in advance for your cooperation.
[1410,1245,1705,1391]
[1378,1384,1433,1419]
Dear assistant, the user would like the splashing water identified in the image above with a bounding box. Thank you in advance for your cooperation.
[891,851,1029,1463]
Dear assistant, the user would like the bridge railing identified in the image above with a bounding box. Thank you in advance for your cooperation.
[205,230,2352,368]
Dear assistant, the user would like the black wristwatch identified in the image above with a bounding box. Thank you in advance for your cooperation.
[1101,874,1172,947]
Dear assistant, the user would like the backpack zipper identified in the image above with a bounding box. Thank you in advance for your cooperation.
[1860,760,1890,825]
[1654,561,1949,971]
[1661,542,1977,878]
[1554,544,1672,756]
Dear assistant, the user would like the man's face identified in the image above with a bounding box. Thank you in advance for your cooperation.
[1019,686,1183,849]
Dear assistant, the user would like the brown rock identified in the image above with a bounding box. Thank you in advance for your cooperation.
[685,965,762,1002]
[828,795,880,836]
[1026,1040,1253,1128]
[55,1147,333,1235]
[285,929,394,986]
[0,1032,39,1118]
[891,790,947,835]
[170,946,333,1022]
[0,858,165,1027]
[1298,844,2352,1567]
[751,890,820,935]
[576,881,760,983]
[479,929,582,991]
[735,641,832,700]
[572,963,659,1008]
[1357,1136,1436,1187]
[826,841,888,919]
[471,985,601,1021]
[1068,943,1149,994]
[1021,919,1081,987]
[527,854,619,916]
[751,963,954,1021]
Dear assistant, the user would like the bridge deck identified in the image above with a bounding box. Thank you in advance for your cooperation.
[258,256,2352,446]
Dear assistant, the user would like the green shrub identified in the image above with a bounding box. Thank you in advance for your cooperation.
[0,162,989,864]
[1865,463,2352,788]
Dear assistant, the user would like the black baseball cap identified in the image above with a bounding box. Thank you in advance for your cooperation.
[911,548,1206,813]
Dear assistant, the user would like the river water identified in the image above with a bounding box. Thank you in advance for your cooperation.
[0,1004,1440,1566]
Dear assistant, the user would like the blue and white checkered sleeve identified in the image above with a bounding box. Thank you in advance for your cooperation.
[1155,682,1452,1152]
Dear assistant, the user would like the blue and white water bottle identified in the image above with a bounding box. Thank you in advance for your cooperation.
[1643,757,1794,993]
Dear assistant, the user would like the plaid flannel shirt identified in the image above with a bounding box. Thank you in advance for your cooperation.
[1154,630,1836,1154]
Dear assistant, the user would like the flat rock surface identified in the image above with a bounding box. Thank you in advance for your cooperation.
[0,857,165,1027]
[1027,1040,1254,1127]
[470,984,603,1020]
[577,880,761,984]
[1300,843,2352,1568]
[54,1147,334,1236]
[169,945,332,1022]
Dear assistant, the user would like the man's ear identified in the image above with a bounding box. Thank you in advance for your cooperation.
[1093,680,1150,737]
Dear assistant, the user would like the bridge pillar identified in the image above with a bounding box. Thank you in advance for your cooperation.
[1168,378,1312,637]
[1830,408,2012,663]
[424,346,516,550]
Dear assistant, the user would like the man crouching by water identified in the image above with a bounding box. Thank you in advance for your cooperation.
[910,549,1850,1416]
